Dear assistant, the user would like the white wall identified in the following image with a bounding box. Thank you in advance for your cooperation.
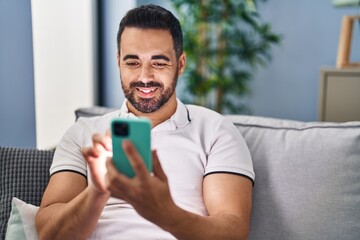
[31,0,97,148]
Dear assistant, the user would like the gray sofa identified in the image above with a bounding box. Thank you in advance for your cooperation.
[1,109,360,240]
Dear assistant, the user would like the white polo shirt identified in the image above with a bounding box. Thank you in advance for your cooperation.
[50,99,254,239]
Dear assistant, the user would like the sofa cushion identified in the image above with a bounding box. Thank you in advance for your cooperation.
[226,115,360,240]
[0,147,54,240]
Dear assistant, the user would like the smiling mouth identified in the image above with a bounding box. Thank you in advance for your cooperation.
[136,87,158,98]
[137,87,157,93]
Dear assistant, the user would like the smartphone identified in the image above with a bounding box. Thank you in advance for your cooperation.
[111,118,152,178]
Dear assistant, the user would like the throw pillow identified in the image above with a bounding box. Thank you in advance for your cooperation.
[5,197,39,240]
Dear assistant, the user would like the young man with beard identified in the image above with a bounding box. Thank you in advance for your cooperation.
[35,4,254,240]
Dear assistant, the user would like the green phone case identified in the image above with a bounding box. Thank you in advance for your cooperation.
[111,118,152,178]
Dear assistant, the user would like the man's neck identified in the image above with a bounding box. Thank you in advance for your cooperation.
[127,94,177,128]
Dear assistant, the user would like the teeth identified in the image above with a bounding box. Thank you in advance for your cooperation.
[138,88,156,93]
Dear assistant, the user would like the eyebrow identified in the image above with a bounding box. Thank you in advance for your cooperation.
[122,54,170,62]
[151,55,170,62]
[123,54,139,61]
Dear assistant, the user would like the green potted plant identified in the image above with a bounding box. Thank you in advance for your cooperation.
[172,0,281,113]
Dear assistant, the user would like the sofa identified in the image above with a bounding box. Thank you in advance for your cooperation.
[1,108,360,240]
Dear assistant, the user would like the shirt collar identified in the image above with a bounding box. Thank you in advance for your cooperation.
[170,98,191,128]
[119,100,137,119]
[119,98,191,131]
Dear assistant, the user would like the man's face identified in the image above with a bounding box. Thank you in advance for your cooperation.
[118,27,185,113]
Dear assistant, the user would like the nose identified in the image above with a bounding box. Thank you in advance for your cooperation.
[138,63,154,83]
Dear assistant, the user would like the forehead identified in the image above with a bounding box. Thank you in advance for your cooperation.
[120,27,175,57]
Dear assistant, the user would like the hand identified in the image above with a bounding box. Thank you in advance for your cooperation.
[105,140,177,226]
[81,130,112,196]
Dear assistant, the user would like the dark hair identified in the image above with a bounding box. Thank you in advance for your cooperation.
[117,4,183,59]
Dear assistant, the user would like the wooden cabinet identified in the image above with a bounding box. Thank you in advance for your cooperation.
[318,68,360,122]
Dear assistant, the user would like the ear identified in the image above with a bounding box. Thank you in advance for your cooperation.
[177,52,186,76]
[117,51,121,69]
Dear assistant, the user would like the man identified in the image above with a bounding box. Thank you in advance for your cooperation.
[36,4,254,240]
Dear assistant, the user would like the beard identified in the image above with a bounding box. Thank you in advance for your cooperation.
[121,70,178,113]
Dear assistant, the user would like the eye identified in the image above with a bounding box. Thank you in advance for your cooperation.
[125,61,139,67]
[153,62,168,68]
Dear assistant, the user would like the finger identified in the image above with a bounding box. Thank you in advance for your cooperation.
[105,129,112,151]
[92,133,112,151]
[81,146,100,159]
[152,150,167,181]
[105,158,134,198]
[105,128,112,138]
[82,134,111,162]
[122,140,149,181]
[106,157,131,182]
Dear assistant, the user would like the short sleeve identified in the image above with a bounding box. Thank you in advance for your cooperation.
[50,120,88,178]
[204,117,255,184]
